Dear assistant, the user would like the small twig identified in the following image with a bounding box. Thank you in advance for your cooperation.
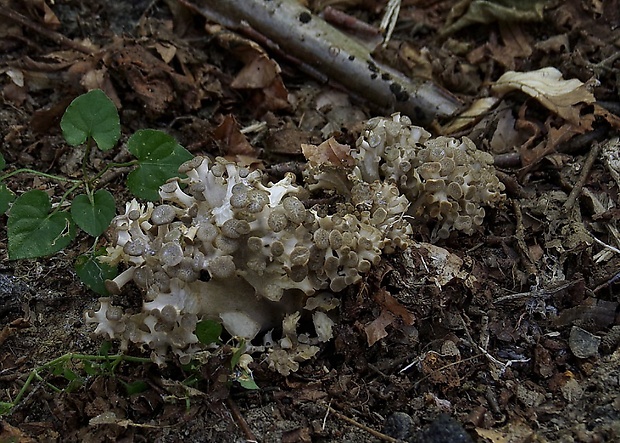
[322,399,332,431]
[563,141,602,210]
[493,152,522,169]
[581,187,620,262]
[512,200,537,275]
[476,345,529,376]
[587,51,620,74]
[591,235,620,255]
[594,269,620,293]
[494,281,574,304]
[460,313,528,377]
[226,397,259,442]
[495,170,531,198]
[327,405,398,443]
[323,6,380,38]
[0,8,95,55]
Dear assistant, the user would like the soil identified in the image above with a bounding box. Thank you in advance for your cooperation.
[1,0,620,442]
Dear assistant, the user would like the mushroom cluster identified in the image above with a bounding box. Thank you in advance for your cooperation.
[86,156,410,371]
[353,114,505,240]
[86,114,505,372]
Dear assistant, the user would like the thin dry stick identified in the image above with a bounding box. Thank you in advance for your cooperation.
[0,8,95,54]
[226,397,259,442]
[180,0,461,124]
[327,406,398,443]
[563,141,602,210]
[512,200,537,275]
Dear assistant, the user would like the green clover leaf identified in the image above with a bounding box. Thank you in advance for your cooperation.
[127,129,193,201]
[195,320,223,345]
[8,190,76,259]
[75,249,118,296]
[60,89,120,151]
[71,189,116,237]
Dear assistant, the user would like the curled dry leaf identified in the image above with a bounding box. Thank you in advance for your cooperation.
[301,137,354,167]
[212,114,258,157]
[491,67,596,126]
[365,309,395,347]
[216,30,290,112]
[365,288,415,346]
[373,287,415,326]
[441,97,499,134]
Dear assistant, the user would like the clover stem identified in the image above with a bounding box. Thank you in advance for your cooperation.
[0,168,81,184]
[90,159,139,184]
[82,138,92,182]
[49,182,82,217]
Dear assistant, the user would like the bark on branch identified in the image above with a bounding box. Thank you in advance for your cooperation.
[180,0,461,124]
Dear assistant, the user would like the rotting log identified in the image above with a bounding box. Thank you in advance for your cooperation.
[180,0,461,124]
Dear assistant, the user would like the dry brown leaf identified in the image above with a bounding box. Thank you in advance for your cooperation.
[519,118,583,168]
[216,29,289,112]
[373,287,415,326]
[492,67,596,126]
[476,420,539,443]
[301,137,354,167]
[212,115,258,157]
[441,97,499,134]
[0,420,36,443]
[153,42,177,64]
[30,0,60,28]
[231,54,279,89]
[593,103,620,129]
[89,411,161,428]
[364,309,395,346]
[248,76,290,113]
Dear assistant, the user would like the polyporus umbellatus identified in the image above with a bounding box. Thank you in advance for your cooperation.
[352,113,505,240]
[86,114,505,373]
[86,155,410,372]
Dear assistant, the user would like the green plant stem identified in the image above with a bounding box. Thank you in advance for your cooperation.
[91,160,139,184]
[0,168,82,184]
[1,353,152,416]
[82,139,92,181]
[49,182,83,216]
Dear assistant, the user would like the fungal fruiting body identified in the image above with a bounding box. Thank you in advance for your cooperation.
[86,114,504,373]
[352,114,505,241]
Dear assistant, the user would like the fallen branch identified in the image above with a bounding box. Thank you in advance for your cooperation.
[0,7,95,55]
[179,0,461,124]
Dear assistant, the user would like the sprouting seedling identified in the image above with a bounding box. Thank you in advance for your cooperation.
[0,344,151,416]
[0,89,193,294]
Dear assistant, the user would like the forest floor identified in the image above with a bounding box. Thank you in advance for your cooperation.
[1,0,620,442]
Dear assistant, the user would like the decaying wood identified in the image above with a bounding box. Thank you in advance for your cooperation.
[179,0,461,124]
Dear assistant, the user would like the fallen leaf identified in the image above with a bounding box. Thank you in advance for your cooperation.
[0,420,36,443]
[153,42,177,64]
[441,97,499,134]
[519,117,584,169]
[364,309,395,346]
[30,0,60,29]
[89,411,161,428]
[492,67,596,126]
[212,114,258,157]
[373,287,415,326]
[441,0,545,36]
[231,54,279,89]
[301,138,354,167]
[487,22,533,69]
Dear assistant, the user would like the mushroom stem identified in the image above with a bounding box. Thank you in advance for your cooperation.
[105,267,136,295]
